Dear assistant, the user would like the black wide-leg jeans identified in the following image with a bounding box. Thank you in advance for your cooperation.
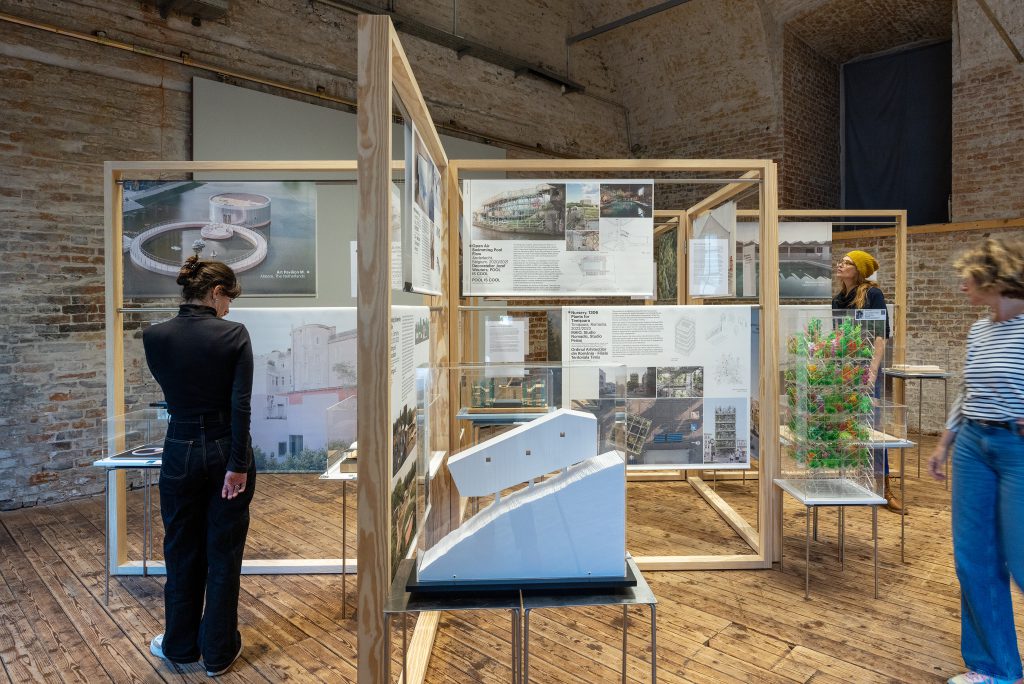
[158,415,255,670]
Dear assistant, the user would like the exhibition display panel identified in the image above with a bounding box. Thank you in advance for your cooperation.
[95,14,794,683]
[102,160,394,578]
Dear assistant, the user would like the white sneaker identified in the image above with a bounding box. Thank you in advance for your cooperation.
[149,634,167,660]
[205,639,243,677]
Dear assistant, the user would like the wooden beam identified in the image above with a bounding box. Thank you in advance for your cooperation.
[736,213,1024,241]
[103,164,128,572]
[389,25,449,172]
[681,211,693,304]
[453,159,773,172]
[910,216,1024,234]
[635,554,768,571]
[686,169,760,218]
[688,477,759,552]
[627,470,685,482]
[356,14,393,684]
[736,208,903,218]
[975,0,1024,63]
[892,210,908,407]
[759,161,782,564]
[396,611,441,684]
[446,165,462,486]
[106,160,359,172]
[653,217,679,237]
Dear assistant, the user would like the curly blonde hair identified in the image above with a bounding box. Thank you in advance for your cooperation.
[954,237,1024,300]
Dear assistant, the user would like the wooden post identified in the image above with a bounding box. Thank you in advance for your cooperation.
[103,163,128,572]
[892,210,908,406]
[758,162,781,566]
[356,14,393,684]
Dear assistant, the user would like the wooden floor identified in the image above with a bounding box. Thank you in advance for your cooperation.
[2,434,1023,683]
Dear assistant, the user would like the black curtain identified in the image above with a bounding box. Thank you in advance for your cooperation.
[843,41,951,225]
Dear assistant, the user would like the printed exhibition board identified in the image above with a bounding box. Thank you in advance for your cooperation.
[224,306,429,493]
[461,179,655,297]
[561,305,753,470]
[349,183,405,297]
[389,305,431,576]
[689,201,736,297]
[122,180,317,297]
[735,221,833,299]
[401,123,443,295]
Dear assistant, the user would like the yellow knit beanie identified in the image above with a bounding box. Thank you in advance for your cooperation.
[845,250,878,279]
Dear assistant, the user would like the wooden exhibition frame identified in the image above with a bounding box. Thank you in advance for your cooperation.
[734,207,909,403]
[357,16,782,680]
[103,159,367,578]
[447,158,781,573]
[732,208,908,559]
[357,15,456,684]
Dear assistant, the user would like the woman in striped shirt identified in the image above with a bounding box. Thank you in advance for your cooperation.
[928,237,1024,684]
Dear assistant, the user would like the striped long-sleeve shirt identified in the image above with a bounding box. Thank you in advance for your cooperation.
[945,313,1024,431]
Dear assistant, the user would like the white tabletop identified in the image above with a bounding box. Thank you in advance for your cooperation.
[775,478,886,506]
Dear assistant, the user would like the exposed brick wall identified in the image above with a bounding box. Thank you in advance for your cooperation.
[2,0,1022,507]
[0,0,625,509]
[781,28,840,209]
[951,0,1024,221]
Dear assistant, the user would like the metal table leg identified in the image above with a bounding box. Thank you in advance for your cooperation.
[900,448,906,563]
[342,479,348,619]
[873,505,879,599]
[512,608,520,684]
[805,505,811,600]
[838,507,845,570]
[384,613,391,683]
[917,378,923,477]
[104,471,110,606]
[142,468,149,577]
[650,604,657,683]
[779,520,784,572]
[621,605,628,684]
[523,608,531,684]
[812,506,818,541]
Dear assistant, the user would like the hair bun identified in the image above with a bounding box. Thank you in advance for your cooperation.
[176,255,202,287]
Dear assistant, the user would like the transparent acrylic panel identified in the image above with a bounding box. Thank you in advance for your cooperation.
[882,346,952,439]
[100,408,169,459]
[323,397,357,477]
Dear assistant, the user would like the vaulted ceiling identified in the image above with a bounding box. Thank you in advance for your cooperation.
[782,0,952,63]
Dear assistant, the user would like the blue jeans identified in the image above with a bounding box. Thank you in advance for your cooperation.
[158,415,255,670]
[952,419,1024,679]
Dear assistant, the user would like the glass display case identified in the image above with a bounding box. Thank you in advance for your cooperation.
[778,308,907,503]
[463,368,552,413]
[323,397,358,477]
[99,407,169,462]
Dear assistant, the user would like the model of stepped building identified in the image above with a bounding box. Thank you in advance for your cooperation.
[416,409,626,585]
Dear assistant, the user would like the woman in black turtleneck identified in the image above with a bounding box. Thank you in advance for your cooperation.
[143,255,253,677]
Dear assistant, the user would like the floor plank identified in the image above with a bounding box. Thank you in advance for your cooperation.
[1,435,1022,682]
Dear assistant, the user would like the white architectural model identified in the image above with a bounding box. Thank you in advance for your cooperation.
[417,409,626,585]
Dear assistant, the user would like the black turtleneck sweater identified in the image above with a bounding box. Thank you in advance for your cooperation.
[143,304,253,472]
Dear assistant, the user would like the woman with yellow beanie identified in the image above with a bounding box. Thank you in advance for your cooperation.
[833,249,901,512]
